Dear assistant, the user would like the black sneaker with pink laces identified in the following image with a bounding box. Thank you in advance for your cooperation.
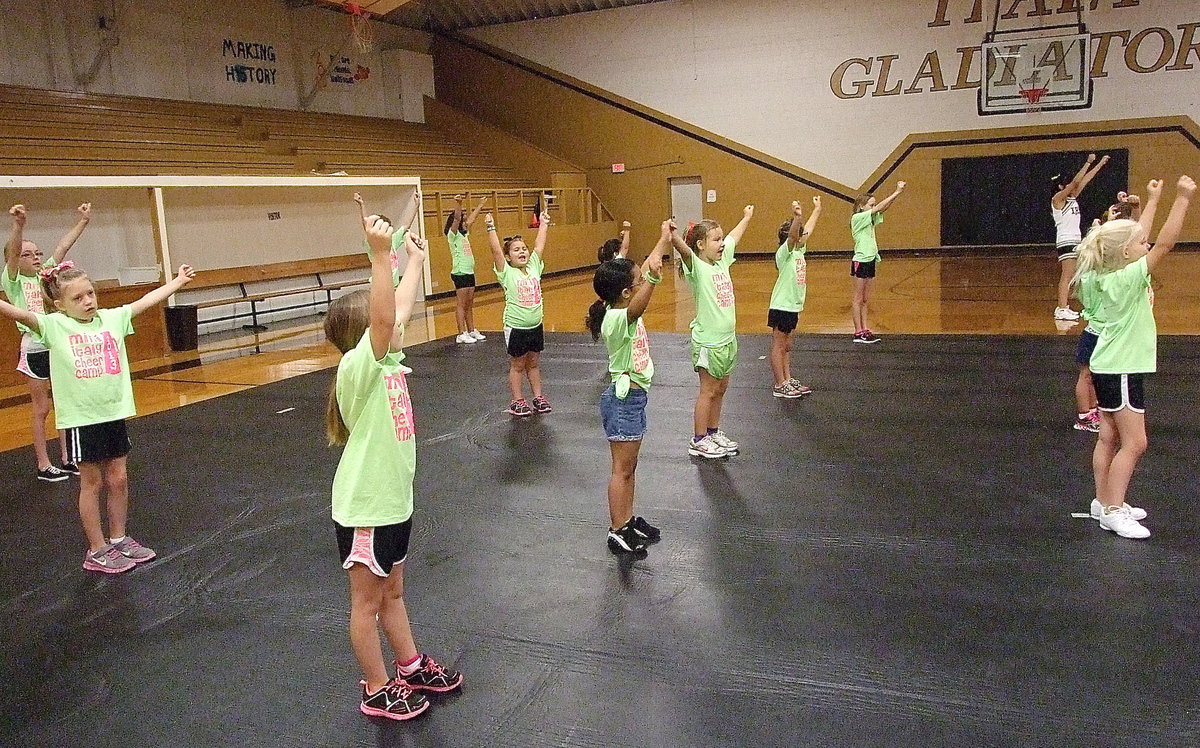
[396,655,463,693]
[359,678,429,721]
[531,395,552,413]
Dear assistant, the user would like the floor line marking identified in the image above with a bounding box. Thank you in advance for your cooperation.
[276,407,296,414]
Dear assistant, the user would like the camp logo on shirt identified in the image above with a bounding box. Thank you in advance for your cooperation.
[713,271,735,307]
[794,256,807,286]
[631,319,651,373]
[390,250,401,275]
[21,277,45,313]
[384,371,415,441]
[67,331,122,379]
[516,276,542,306]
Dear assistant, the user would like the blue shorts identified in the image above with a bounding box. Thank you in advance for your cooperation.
[1076,327,1099,366]
[599,384,648,442]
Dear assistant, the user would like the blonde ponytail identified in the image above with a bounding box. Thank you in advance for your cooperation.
[1071,219,1141,291]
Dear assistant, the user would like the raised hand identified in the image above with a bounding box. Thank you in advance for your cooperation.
[540,210,552,225]
[792,200,803,217]
[1146,179,1163,198]
[176,265,196,284]
[77,203,92,221]
[363,215,394,254]
[812,195,822,208]
[9,204,27,226]
[453,194,465,204]
[405,232,427,258]
[353,192,364,207]
[743,205,755,219]
[1178,175,1196,197]
[896,181,907,191]
[484,212,495,228]
[622,220,631,230]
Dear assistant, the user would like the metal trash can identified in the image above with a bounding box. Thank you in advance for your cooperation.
[164,305,199,351]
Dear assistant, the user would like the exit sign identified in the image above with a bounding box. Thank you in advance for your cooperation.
[611,163,625,174]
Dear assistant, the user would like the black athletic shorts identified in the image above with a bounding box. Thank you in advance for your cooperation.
[1092,373,1146,413]
[767,308,799,334]
[1057,243,1080,261]
[18,349,50,380]
[335,519,413,577]
[505,324,545,357]
[451,273,476,290]
[1076,328,1099,366]
[851,260,877,279]
[64,419,131,464]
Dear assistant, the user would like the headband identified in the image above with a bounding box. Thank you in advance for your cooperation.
[39,260,76,282]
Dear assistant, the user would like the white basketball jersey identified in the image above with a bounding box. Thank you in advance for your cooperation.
[1052,197,1082,247]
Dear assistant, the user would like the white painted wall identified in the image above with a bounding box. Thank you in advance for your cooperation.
[467,0,1200,187]
[0,0,435,121]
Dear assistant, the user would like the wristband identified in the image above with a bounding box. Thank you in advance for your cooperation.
[644,271,662,285]
[486,225,496,232]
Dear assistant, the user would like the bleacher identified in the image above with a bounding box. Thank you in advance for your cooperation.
[0,84,538,190]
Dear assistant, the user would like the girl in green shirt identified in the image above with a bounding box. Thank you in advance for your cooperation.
[445,193,489,344]
[768,197,822,398]
[1070,175,1194,540]
[4,202,91,481]
[670,205,754,459]
[585,220,670,554]
[849,180,904,344]
[0,259,196,575]
[486,209,552,417]
[324,211,462,721]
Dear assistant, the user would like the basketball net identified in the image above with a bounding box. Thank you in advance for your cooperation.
[1018,72,1047,114]
[346,2,375,53]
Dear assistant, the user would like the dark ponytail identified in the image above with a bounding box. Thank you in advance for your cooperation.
[585,258,636,340]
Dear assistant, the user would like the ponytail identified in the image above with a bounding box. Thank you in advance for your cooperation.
[586,258,636,341]
[325,378,349,446]
[585,299,607,341]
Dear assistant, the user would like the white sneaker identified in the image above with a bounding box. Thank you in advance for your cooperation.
[706,430,739,455]
[688,435,728,459]
[1097,505,1150,539]
[1054,306,1081,320]
[470,330,486,341]
[1090,499,1147,521]
[455,333,476,344]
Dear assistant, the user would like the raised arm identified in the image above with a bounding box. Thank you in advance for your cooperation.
[803,195,823,239]
[726,205,755,246]
[464,196,489,228]
[6,204,26,276]
[50,202,91,264]
[363,215,397,360]
[1074,154,1110,198]
[0,297,40,332]
[398,191,422,234]
[670,219,694,271]
[626,222,669,323]
[446,194,465,235]
[129,265,196,317]
[394,233,426,330]
[353,193,367,225]
[533,210,551,257]
[618,221,631,258]
[484,212,505,270]
[1135,180,1162,238]
[786,202,805,249]
[872,182,906,214]
[1053,154,1096,207]
[1146,175,1195,273]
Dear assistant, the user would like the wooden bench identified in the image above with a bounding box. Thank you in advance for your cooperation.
[178,255,372,333]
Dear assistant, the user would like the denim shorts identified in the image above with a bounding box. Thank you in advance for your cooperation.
[599,383,648,442]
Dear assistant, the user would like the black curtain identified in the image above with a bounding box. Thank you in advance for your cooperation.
[941,148,1130,246]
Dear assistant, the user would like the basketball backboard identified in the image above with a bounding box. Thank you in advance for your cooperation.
[979,30,1093,115]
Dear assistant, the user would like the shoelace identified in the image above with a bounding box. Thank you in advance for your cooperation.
[384,679,415,699]
[422,658,447,677]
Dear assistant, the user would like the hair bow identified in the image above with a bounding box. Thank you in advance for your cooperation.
[39,260,76,282]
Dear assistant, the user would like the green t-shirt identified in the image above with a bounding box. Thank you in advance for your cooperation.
[34,306,136,430]
[495,252,544,329]
[768,241,807,313]
[2,259,55,336]
[600,307,654,396]
[1078,270,1106,332]
[681,237,737,347]
[1089,256,1157,375]
[851,211,884,262]
[332,330,416,527]
[362,229,407,288]
[447,231,475,276]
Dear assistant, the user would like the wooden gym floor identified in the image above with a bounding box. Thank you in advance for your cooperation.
[0,251,1197,455]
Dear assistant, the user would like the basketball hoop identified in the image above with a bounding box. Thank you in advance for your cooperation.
[345,2,375,53]
[1019,71,1048,114]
